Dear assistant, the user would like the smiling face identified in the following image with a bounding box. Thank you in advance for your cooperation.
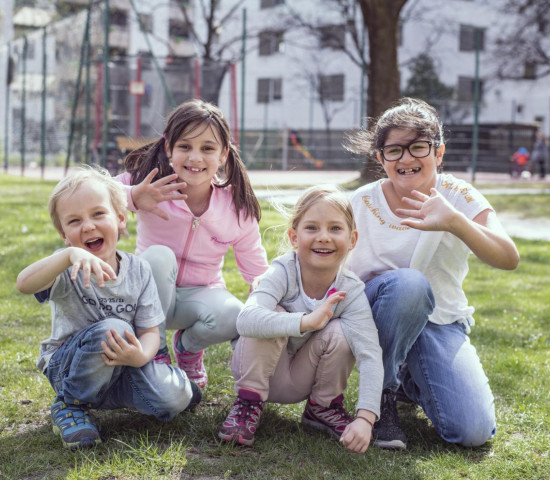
[166,122,228,191]
[56,181,127,270]
[378,127,445,195]
[288,199,357,277]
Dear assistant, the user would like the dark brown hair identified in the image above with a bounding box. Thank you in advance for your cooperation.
[124,99,260,222]
[345,97,445,163]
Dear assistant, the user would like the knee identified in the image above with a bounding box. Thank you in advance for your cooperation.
[319,320,352,355]
[153,381,195,421]
[141,245,176,273]
[439,404,496,447]
[90,318,132,338]
[396,269,434,305]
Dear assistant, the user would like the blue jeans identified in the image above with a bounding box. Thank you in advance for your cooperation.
[365,268,496,446]
[45,318,194,421]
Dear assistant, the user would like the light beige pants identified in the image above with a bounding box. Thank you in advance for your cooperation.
[231,319,355,407]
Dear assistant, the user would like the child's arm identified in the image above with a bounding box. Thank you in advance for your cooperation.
[100,326,160,368]
[397,189,519,270]
[17,247,117,294]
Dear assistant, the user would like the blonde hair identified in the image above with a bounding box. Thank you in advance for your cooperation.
[48,165,127,235]
[290,185,356,232]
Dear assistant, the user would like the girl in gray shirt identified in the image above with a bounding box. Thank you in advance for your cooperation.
[218,185,383,453]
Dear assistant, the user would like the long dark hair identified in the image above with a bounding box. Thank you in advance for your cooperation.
[124,99,260,222]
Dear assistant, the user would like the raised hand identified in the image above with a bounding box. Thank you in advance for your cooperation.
[101,328,148,368]
[67,247,117,288]
[300,290,346,333]
[130,168,187,220]
[396,188,460,232]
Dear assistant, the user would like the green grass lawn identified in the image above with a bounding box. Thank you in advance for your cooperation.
[0,174,548,480]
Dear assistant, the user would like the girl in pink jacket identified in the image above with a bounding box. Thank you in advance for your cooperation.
[117,99,268,389]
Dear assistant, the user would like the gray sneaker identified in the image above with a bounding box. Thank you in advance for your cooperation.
[373,389,407,450]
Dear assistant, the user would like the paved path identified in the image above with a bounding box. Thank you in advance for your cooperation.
[3,166,550,241]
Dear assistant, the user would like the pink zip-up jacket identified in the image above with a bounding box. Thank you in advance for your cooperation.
[117,172,269,288]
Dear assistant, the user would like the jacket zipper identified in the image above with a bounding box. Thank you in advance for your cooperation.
[177,217,200,285]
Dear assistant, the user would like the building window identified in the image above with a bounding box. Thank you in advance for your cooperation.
[457,76,483,102]
[111,85,129,114]
[319,25,345,50]
[459,25,484,52]
[260,0,285,8]
[138,14,153,33]
[110,9,128,29]
[170,20,190,39]
[259,30,284,56]
[257,78,282,103]
[319,74,344,102]
[524,61,536,80]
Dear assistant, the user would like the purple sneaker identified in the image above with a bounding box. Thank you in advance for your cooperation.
[172,330,208,388]
[301,394,352,440]
[218,389,264,446]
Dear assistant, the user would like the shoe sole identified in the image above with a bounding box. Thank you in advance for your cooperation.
[218,431,254,446]
[373,438,407,450]
[301,416,341,440]
[53,425,102,449]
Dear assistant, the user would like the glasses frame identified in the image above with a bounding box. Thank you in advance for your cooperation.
[379,140,434,162]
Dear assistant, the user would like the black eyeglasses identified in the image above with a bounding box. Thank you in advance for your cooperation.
[380,140,433,162]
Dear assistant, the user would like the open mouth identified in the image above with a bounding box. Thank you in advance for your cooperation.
[185,166,206,173]
[397,167,421,175]
[312,248,335,255]
[85,238,104,252]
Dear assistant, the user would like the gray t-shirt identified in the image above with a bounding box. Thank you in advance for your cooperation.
[35,250,164,371]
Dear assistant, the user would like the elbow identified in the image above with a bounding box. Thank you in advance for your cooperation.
[498,248,520,271]
[16,274,31,295]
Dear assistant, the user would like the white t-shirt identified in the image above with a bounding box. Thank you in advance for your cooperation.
[347,173,492,328]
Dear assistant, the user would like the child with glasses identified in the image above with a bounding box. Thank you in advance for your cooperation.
[345,97,519,450]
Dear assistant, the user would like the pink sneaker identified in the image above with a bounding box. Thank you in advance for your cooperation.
[153,346,172,365]
[218,389,264,446]
[301,394,352,439]
[172,330,208,388]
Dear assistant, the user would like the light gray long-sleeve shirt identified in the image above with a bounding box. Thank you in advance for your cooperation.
[236,251,383,417]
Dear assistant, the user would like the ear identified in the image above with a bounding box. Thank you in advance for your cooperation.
[376,151,384,166]
[60,231,71,247]
[436,144,445,167]
[220,147,229,165]
[349,229,358,251]
[118,211,127,231]
[164,140,171,159]
[288,228,298,248]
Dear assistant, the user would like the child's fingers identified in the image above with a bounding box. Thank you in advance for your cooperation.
[106,329,125,351]
[123,330,139,347]
[326,291,346,305]
[143,168,159,185]
[70,261,81,281]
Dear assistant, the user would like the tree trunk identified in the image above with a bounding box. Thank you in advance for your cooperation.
[357,0,408,182]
